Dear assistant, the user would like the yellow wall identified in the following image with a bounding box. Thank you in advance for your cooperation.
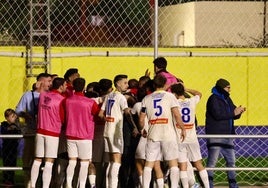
[1,47,268,126]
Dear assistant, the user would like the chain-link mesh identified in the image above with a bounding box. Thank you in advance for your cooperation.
[1,0,267,47]
[198,127,268,186]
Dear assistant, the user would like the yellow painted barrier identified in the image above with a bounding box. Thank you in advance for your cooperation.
[1,47,267,126]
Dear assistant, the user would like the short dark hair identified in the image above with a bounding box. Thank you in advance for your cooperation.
[153,57,167,69]
[99,78,112,95]
[170,83,185,96]
[64,68,78,81]
[136,88,147,102]
[73,78,85,92]
[52,77,65,90]
[128,79,139,89]
[153,74,167,89]
[113,74,127,87]
[4,108,16,118]
[36,73,51,81]
[86,82,100,94]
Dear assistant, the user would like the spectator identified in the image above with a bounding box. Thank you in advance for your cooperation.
[205,78,246,188]
[1,109,21,186]
[15,73,52,188]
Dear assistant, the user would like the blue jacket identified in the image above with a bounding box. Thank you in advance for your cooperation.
[205,86,241,135]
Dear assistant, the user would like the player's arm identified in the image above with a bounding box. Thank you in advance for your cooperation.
[98,109,105,120]
[98,96,107,120]
[185,88,202,99]
[139,107,146,131]
[124,108,140,137]
[172,107,186,142]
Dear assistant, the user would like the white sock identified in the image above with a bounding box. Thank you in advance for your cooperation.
[180,170,189,188]
[187,161,195,187]
[42,161,53,188]
[169,166,179,188]
[142,166,152,188]
[106,162,111,188]
[66,160,77,187]
[30,160,42,188]
[138,175,143,187]
[109,162,121,188]
[199,169,210,188]
[156,178,164,188]
[88,174,96,187]
[79,161,89,188]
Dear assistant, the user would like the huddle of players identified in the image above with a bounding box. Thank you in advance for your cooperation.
[84,58,209,188]
[26,57,209,188]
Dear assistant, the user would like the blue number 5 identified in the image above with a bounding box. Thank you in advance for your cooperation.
[153,99,162,116]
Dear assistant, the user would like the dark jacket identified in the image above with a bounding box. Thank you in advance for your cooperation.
[1,121,21,151]
[1,121,21,135]
[205,86,241,135]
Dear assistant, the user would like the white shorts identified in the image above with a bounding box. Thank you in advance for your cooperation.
[67,139,92,160]
[35,133,59,158]
[104,136,124,154]
[178,142,202,163]
[136,137,162,161]
[135,136,147,159]
[92,138,105,163]
[145,139,178,162]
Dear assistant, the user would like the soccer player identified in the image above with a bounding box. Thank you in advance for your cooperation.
[139,74,186,188]
[171,83,210,188]
[132,88,164,188]
[65,78,100,188]
[30,77,67,188]
[98,74,138,188]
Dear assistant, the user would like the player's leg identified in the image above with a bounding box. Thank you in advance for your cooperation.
[30,134,44,188]
[163,140,180,188]
[42,135,59,188]
[77,140,92,188]
[66,140,78,188]
[177,143,188,188]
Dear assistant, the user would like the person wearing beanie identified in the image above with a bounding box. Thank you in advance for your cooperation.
[216,78,230,89]
[205,78,246,188]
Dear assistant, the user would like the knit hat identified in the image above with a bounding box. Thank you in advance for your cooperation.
[64,68,78,80]
[153,57,167,69]
[216,78,230,89]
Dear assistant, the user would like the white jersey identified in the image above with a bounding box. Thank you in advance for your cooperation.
[177,95,200,143]
[141,90,178,141]
[102,91,128,139]
[131,102,149,132]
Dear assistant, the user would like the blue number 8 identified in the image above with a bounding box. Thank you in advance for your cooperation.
[181,107,190,123]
